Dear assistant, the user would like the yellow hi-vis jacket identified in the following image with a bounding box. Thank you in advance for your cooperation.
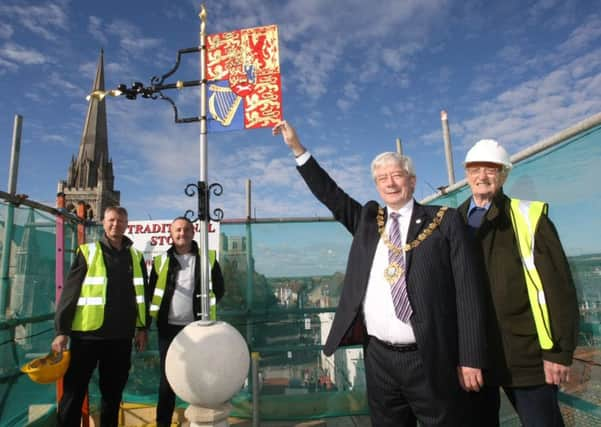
[509,198,553,350]
[150,249,216,318]
[72,242,146,331]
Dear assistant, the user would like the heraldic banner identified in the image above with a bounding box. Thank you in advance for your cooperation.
[206,25,282,132]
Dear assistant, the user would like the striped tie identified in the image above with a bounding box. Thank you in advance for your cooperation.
[388,212,412,322]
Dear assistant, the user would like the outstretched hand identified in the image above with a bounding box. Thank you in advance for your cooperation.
[272,120,306,157]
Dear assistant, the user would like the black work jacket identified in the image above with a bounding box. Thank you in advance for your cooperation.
[149,241,225,333]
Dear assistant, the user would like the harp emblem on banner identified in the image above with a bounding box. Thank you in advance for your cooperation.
[208,84,242,126]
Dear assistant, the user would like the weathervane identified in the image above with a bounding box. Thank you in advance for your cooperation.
[87,4,283,319]
[88,3,218,320]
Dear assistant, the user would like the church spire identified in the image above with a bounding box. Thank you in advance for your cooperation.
[73,49,111,188]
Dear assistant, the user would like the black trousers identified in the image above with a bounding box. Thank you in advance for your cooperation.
[468,384,565,427]
[58,337,132,427]
[364,336,469,427]
[156,324,186,426]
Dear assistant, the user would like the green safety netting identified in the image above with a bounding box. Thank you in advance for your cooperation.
[1,122,600,426]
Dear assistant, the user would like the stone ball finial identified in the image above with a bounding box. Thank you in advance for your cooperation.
[165,320,250,408]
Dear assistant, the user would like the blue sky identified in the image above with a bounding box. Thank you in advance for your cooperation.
[0,0,600,221]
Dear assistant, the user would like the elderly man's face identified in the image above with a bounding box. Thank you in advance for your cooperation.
[374,163,416,210]
[466,162,506,201]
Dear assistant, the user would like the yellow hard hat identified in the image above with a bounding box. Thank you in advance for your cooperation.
[21,350,71,384]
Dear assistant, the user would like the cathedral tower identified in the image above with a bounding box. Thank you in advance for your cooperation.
[57,49,119,221]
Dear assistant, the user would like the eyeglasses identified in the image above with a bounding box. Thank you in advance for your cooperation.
[375,171,410,184]
[466,166,501,176]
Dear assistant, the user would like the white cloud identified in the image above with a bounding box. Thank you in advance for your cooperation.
[88,16,108,45]
[0,2,69,41]
[557,14,601,53]
[208,0,446,103]
[357,61,381,83]
[442,10,601,158]
[47,71,87,98]
[497,45,522,63]
[285,36,344,100]
[0,56,17,73]
[336,82,360,112]
[467,75,494,94]
[106,20,162,56]
[24,91,43,102]
[0,42,47,65]
[380,105,393,117]
[527,0,563,22]
[41,134,69,145]
[0,23,13,39]
[456,47,601,153]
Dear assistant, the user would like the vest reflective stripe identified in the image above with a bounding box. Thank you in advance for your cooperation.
[150,249,216,318]
[72,242,146,331]
[83,277,106,285]
[509,198,553,350]
[129,247,147,327]
[77,297,103,306]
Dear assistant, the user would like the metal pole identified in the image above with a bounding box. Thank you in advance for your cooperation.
[74,202,90,427]
[8,115,22,194]
[245,179,252,220]
[251,352,260,427]
[198,6,211,320]
[396,137,403,155]
[245,180,253,310]
[440,110,456,185]
[55,193,66,405]
[245,179,254,336]
[0,114,23,316]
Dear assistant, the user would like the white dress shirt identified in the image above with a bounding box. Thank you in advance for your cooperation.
[363,201,416,344]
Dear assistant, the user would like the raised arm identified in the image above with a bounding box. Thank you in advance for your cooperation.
[272,120,364,234]
[272,120,306,157]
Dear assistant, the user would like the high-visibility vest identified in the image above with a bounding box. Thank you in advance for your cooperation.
[71,242,146,331]
[509,198,553,350]
[150,249,216,319]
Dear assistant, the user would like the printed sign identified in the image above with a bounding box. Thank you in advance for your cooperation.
[125,220,220,271]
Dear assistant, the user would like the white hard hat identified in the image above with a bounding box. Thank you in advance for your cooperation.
[464,139,512,169]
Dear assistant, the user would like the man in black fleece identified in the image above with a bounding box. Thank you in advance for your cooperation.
[52,206,150,427]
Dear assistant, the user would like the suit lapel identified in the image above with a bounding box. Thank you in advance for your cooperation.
[405,201,428,270]
[365,208,382,265]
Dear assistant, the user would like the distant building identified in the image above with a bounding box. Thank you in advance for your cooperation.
[57,50,119,221]
[221,233,248,272]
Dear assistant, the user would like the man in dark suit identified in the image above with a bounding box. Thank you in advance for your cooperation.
[273,121,487,427]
